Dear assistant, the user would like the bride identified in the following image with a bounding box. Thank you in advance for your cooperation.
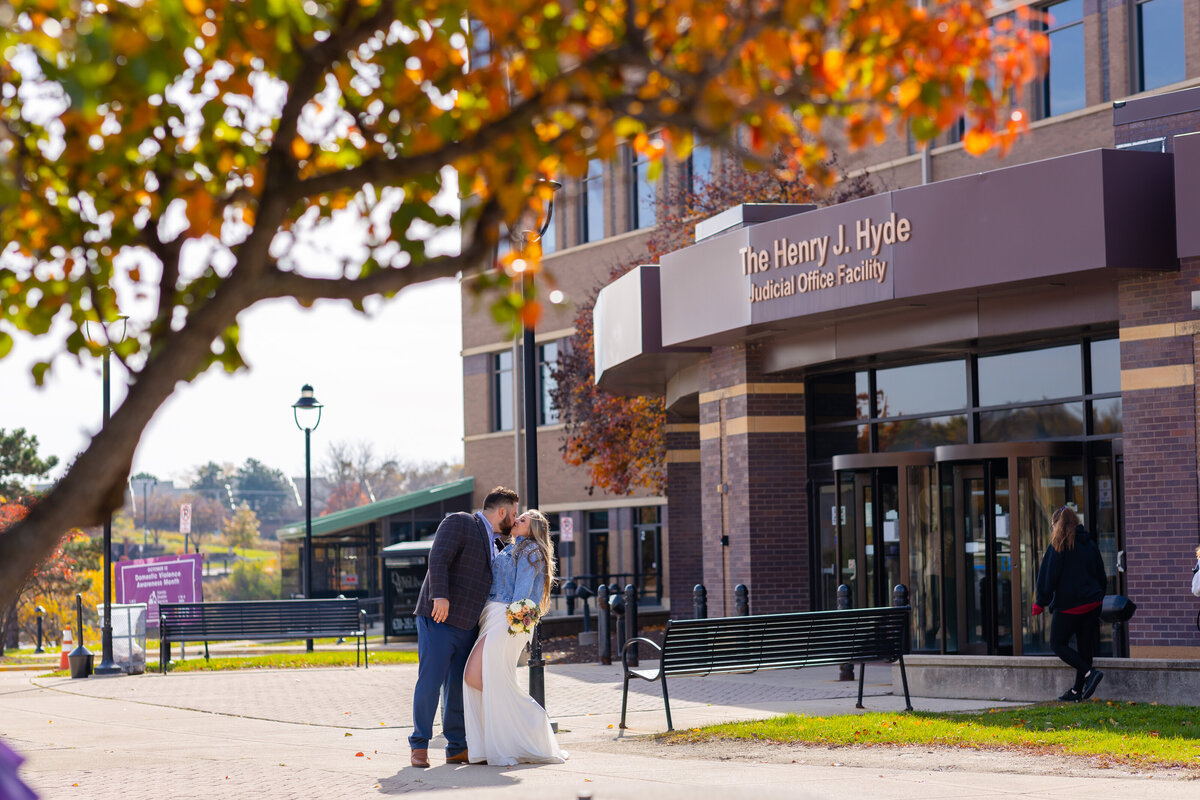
[463,509,568,766]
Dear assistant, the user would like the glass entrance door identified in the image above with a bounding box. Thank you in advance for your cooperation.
[942,461,1011,654]
[936,442,1085,656]
[831,452,937,649]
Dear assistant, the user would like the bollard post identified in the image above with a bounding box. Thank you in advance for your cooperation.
[623,583,639,667]
[837,584,855,681]
[564,580,578,616]
[596,584,611,665]
[529,621,546,709]
[34,605,45,654]
[693,584,708,619]
[734,584,750,616]
[576,584,594,633]
[609,593,626,665]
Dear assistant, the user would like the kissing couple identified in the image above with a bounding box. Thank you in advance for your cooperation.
[408,486,568,767]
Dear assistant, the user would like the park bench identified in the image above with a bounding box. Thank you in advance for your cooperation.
[158,599,367,673]
[620,606,912,731]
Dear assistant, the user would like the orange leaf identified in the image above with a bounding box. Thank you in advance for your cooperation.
[962,128,994,156]
[291,138,312,161]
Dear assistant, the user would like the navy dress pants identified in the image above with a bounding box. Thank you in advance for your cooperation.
[410,615,478,754]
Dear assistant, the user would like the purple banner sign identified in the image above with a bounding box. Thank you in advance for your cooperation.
[115,553,203,627]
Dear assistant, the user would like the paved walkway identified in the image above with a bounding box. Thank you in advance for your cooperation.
[0,661,1194,799]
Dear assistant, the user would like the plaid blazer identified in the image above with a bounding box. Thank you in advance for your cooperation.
[413,511,494,630]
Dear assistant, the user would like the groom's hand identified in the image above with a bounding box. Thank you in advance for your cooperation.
[431,598,450,623]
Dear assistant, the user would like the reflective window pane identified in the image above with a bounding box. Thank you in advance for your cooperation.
[582,159,605,243]
[876,360,967,417]
[690,143,713,191]
[631,154,656,229]
[811,425,869,460]
[1045,1,1085,117]
[539,342,559,425]
[979,402,1084,441]
[877,414,968,451]
[1092,397,1122,434]
[493,351,513,431]
[809,372,868,424]
[1090,338,1120,394]
[1138,0,1186,91]
[978,345,1081,406]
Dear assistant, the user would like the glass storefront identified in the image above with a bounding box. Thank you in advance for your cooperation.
[811,336,1124,656]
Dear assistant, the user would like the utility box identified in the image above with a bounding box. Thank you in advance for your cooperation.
[97,603,148,675]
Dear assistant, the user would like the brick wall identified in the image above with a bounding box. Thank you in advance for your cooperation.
[1119,257,1200,656]
[698,343,810,617]
[665,416,702,617]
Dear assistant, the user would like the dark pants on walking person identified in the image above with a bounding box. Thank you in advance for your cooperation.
[1050,608,1101,691]
[410,615,477,755]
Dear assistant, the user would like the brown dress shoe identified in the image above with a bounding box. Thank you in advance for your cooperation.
[445,751,470,764]
[410,749,430,768]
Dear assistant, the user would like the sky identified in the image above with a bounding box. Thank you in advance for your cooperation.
[1,278,466,486]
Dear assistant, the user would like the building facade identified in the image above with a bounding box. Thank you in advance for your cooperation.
[463,0,1200,626]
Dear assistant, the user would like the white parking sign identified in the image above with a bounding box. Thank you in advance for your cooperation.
[559,516,574,542]
[179,503,192,535]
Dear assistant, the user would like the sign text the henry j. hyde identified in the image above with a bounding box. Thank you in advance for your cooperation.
[741,212,912,303]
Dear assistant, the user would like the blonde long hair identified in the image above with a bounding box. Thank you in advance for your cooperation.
[1050,505,1080,552]
[514,509,557,612]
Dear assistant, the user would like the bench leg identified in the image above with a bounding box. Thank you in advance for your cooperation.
[856,662,866,710]
[661,674,673,732]
[161,641,168,674]
[620,672,631,729]
[898,654,913,712]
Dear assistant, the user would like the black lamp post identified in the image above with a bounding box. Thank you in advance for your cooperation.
[87,316,128,677]
[292,383,323,653]
[34,605,46,654]
[518,179,561,710]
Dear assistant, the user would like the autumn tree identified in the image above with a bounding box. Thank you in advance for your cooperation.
[0,428,58,497]
[553,162,873,494]
[0,0,1046,604]
[0,496,88,655]
[223,501,260,554]
[321,440,464,512]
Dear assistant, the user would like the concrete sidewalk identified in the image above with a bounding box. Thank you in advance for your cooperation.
[0,662,1194,799]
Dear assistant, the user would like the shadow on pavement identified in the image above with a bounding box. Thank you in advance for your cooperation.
[377,763,522,793]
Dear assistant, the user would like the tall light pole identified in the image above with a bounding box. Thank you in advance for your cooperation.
[518,179,561,709]
[292,384,323,653]
[86,316,128,677]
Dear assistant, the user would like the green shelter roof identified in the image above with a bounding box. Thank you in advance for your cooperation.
[276,476,474,541]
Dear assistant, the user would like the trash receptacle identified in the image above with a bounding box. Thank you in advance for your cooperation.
[97,603,148,675]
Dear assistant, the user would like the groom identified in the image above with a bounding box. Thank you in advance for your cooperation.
[409,486,519,767]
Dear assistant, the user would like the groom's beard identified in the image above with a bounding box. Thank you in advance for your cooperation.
[498,515,515,536]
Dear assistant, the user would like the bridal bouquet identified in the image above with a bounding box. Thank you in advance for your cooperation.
[505,599,540,636]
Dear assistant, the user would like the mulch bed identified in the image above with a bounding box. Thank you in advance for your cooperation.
[540,625,665,665]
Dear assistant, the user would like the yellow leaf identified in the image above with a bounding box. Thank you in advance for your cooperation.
[962,129,994,156]
[291,138,311,161]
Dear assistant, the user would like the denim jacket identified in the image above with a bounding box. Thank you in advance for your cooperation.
[487,540,546,607]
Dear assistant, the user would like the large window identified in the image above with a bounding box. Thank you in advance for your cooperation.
[1042,0,1086,117]
[538,341,559,425]
[491,350,514,432]
[808,337,1121,461]
[689,142,713,192]
[579,158,605,243]
[629,148,656,229]
[587,510,609,581]
[1136,0,1185,91]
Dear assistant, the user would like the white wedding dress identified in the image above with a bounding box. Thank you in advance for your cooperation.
[463,601,568,765]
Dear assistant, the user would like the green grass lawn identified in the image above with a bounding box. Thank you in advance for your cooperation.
[40,649,418,677]
[671,702,1200,768]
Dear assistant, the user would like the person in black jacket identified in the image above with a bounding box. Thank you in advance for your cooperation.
[1032,505,1108,702]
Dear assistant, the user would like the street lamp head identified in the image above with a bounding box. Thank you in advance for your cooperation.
[534,179,563,240]
[83,315,129,351]
[36,605,45,615]
[292,383,323,431]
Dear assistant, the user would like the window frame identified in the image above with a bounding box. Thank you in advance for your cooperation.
[1038,0,1087,119]
[1133,0,1187,93]
[537,340,560,426]
[628,147,656,230]
[491,350,515,432]
[579,158,605,244]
